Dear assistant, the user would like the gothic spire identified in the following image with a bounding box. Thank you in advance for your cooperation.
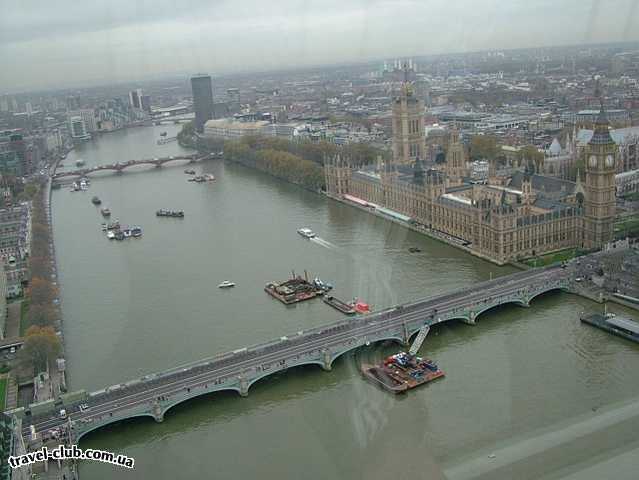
[589,103,614,145]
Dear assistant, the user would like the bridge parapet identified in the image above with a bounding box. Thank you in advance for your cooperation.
[23,268,576,445]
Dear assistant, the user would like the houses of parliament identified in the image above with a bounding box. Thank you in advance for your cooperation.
[324,78,617,265]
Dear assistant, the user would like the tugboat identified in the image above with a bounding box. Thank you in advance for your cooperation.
[297,228,316,239]
[218,280,236,289]
[91,196,101,205]
[100,208,111,217]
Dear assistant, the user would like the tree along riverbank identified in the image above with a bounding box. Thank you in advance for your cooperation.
[179,122,386,192]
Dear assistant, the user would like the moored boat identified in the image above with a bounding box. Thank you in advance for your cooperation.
[106,231,116,240]
[100,208,111,217]
[361,352,444,394]
[323,295,356,314]
[265,273,327,305]
[156,209,184,218]
[91,196,101,205]
[131,226,142,238]
[580,311,639,344]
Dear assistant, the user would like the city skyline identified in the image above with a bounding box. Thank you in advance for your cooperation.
[1,0,639,92]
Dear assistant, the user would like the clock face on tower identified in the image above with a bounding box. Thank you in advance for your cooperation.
[605,154,614,167]
[589,155,597,168]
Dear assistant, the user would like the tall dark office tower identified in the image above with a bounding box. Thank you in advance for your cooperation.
[191,74,214,133]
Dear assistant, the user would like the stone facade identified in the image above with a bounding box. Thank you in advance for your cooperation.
[325,82,617,265]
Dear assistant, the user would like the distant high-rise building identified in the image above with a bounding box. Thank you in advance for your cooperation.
[0,131,26,176]
[69,116,90,140]
[140,95,151,113]
[69,109,97,132]
[0,97,9,113]
[25,102,33,116]
[129,89,143,109]
[191,74,214,133]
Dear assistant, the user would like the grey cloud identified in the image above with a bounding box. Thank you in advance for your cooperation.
[0,0,638,92]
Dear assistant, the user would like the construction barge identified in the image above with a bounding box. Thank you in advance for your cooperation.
[156,209,184,218]
[361,352,445,394]
[580,312,639,344]
[323,295,356,314]
[265,273,332,305]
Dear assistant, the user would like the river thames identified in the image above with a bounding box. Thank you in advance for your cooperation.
[51,125,639,479]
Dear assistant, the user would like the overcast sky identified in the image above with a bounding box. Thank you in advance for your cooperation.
[1,0,638,92]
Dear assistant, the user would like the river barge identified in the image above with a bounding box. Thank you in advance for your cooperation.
[361,352,444,394]
[156,209,184,218]
[323,295,356,314]
[265,273,331,305]
[580,312,639,344]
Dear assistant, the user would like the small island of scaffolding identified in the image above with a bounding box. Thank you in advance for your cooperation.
[265,271,332,305]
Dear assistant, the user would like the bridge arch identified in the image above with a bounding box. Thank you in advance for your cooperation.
[525,286,566,305]
[327,334,407,369]
[161,385,243,418]
[76,413,157,442]
[472,299,529,321]
[246,359,326,391]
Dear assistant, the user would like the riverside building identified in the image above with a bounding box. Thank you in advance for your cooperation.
[325,77,617,265]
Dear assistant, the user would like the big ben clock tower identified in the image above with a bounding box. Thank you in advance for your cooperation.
[583,105,616,248]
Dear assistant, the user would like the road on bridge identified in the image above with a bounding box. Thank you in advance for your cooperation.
[23,263,573,440]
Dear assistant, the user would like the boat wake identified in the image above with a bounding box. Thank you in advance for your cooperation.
[311,237,336,249]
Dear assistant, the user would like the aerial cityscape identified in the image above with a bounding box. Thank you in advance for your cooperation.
[1,2,639,479]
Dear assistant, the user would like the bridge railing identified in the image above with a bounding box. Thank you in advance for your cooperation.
[84,269,571,398]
